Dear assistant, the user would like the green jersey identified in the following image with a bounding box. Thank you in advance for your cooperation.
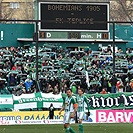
[63,96,76,112]
[77,94,89,112]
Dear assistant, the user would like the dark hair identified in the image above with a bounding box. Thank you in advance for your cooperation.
[78,88,84,93]
[50,103,53,106]
[66,88,72,92]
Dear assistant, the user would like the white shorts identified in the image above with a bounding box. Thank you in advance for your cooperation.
[63,112,72,124]
[77,112,84,120]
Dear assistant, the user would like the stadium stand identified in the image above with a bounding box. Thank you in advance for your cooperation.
[0,45,133,96]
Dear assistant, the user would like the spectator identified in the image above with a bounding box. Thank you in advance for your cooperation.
[0,78,10,94]
[24,75,33,93]
[9,73,17,86]
[71,85,77,94]
[49,103,55,119]
[89,84,98,94]
[110,74,118,93]
[100,88,107,94]
[53,83,59,94]
[101,76,108,92]
[0,69,6,78]
[129,79,133,92]
[116,80,124,92]
[47,83,53,93]
[12,63,17,70]
[12,81,26,96]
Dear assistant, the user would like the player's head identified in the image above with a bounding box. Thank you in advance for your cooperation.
[66,88,72,97]
[78,88,84,96]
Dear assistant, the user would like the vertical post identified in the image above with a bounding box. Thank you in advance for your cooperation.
[0,0,2,19]
[35,21,39,91]
[112,22,115,74]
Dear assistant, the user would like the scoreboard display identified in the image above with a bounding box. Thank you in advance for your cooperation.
[39,2,109,31]
[39,31,109,39]
[39,2,109,40]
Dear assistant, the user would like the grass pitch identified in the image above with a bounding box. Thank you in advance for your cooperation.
[0,123,133,133]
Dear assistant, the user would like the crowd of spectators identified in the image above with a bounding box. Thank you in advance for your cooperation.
[0,44,133,96]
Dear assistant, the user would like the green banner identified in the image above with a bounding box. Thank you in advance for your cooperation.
[0,92,133,110]
[62,93,133,110]
[0,94,13,109]
[13,92,63,110]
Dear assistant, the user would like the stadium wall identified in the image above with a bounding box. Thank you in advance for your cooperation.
[0,23,132,49]
[0,24,34,47]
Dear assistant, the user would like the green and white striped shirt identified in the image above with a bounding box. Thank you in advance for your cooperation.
[63,96,76,112]
[77,94,89,112]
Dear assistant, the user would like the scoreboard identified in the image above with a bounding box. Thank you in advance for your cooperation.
[39,31,109,39]
[39,2,109,39]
